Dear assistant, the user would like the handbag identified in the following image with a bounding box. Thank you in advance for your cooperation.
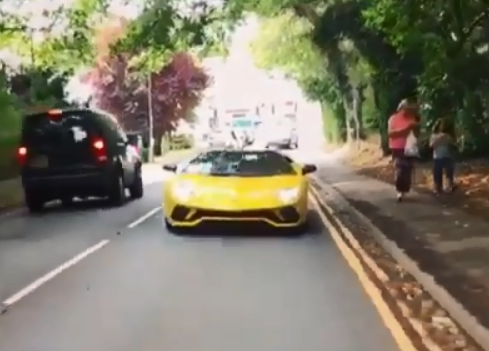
[404,131,419,157]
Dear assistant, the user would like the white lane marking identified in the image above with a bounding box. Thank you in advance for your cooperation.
[2,239,110,307]
[127,206,161,228]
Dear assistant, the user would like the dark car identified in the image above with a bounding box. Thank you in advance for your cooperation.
[18,108,143,212]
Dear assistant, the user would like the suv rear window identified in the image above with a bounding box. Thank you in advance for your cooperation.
[22,110,101,166]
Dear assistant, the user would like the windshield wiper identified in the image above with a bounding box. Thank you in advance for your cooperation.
[209,172,234,176]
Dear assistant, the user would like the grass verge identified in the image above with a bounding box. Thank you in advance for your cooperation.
[0,178,23,212]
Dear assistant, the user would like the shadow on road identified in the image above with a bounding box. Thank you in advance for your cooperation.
[29,196,139,216]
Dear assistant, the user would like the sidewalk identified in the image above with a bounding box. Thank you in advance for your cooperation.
[314,162,489,334]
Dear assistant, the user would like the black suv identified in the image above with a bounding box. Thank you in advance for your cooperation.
[18,108,143,212]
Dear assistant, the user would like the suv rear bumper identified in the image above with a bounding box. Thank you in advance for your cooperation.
[267,139,292,147]
[21,167,115,198]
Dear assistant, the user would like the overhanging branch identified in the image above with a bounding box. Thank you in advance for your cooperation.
[291,4,319,25]
[462,9,489,39]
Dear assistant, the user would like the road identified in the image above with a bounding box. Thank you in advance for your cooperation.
[0,164,399,351]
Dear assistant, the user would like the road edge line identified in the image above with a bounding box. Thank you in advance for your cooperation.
[311,175,489,351]
[308,192,420,351]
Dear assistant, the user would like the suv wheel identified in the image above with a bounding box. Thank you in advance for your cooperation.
[25,191,44,213]
[61,197,74,207]
[129,167,143,199]
[109,172,125,206]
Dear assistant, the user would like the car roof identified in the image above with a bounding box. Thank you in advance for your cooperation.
[24,107,95,118]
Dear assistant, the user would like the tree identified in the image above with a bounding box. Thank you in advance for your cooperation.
[250,11,370,143]
[111,0,226,71]
[227,0,489,156]
[362,0,489,155]
[82,16,211,150]
[249,13,344,142]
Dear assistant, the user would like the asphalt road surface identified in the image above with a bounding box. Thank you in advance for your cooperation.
[0,167,399,351]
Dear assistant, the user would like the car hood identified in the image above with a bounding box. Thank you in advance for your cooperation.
[176,173,301,190]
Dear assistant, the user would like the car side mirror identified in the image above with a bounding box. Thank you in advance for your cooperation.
[162,164,177,172]
[302,164,317,175]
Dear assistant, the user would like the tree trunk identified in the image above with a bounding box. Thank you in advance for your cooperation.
[355,85,365,138]
[343,99,354,143]
[154,130,163,156]
[351,86,362,143]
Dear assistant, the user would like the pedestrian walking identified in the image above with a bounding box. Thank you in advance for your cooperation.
[430,118,456,195]
[388,98,419,202]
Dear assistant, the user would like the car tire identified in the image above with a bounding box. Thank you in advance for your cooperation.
[25,191,44,213]
[129,166,144,199]
[61,197,74,207]
[109,172,125,206]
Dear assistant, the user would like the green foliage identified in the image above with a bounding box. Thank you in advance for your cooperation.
[243,0,489,156]
[113,0,222,73]
[249,12,351,142]
[250,13,325,82]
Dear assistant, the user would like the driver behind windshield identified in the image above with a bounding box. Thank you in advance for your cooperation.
[183,151,295,176]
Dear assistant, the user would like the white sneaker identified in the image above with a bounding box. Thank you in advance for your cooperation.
[396,192,404,202]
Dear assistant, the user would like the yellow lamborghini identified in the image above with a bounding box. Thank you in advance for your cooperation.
[162,149,317,234]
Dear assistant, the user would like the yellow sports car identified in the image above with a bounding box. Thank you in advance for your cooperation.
[162,149,317,234]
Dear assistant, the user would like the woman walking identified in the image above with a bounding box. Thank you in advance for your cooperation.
[430,118,456,194]
[388,99,419,202]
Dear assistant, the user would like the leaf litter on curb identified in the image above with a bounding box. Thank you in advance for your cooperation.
[330,202,482,351]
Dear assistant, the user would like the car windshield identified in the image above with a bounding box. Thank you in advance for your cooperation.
[181,150,296,176]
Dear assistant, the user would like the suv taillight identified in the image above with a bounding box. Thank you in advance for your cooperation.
[18,146,27,165]
[92,138,107,161]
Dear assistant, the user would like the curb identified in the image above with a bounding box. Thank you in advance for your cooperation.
[311,174,489,350]
[308,191,420,351]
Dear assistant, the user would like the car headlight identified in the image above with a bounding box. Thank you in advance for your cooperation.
[277,187,300,203]
[172,181,195,201]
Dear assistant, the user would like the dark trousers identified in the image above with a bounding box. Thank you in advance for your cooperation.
[433,157,454,192]
[391,148,414,193]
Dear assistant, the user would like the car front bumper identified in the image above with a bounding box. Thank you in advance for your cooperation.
[166,204,305,228]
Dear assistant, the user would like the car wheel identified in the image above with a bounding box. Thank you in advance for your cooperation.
[109,172,125,206]
[129,167,144,199]
[25,191,44,213]
[61,197,74,207]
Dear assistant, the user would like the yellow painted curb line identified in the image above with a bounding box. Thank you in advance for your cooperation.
[308,190,420,351]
